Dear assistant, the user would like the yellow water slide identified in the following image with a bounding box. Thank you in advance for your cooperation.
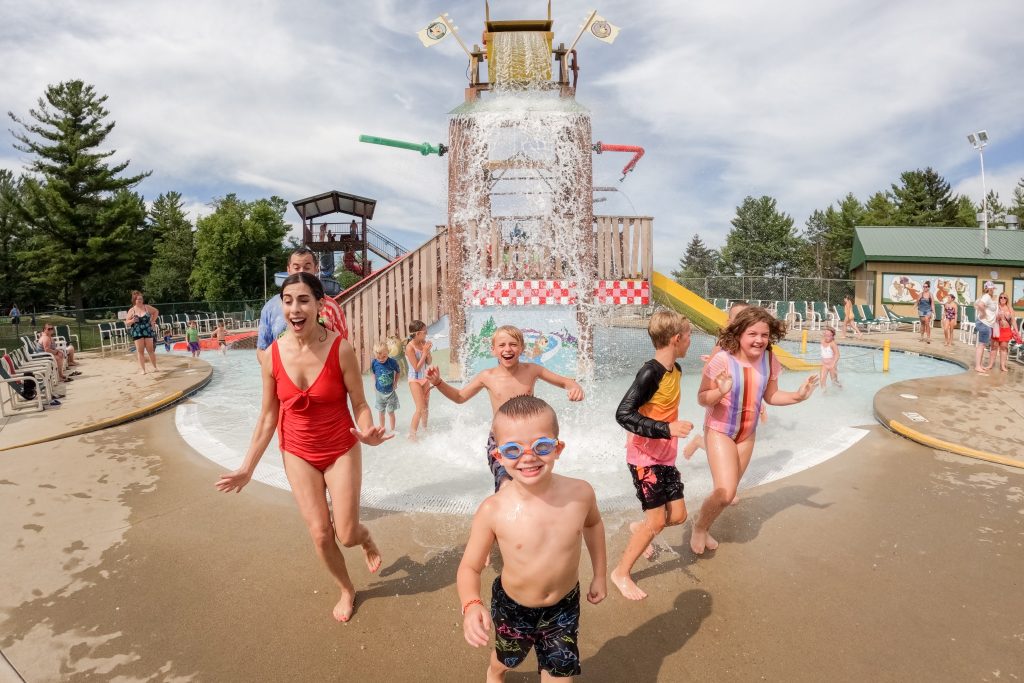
[651,271,820,372]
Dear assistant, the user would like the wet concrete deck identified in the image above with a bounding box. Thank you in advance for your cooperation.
[0,411,1020,681]
[0,353,211,451]
[786,326,1024,464]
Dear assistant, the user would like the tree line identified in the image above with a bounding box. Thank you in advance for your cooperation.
[673,170,1024,283]
[0,80,340,317]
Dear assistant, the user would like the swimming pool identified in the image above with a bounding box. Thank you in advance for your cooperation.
[175,332,961,513]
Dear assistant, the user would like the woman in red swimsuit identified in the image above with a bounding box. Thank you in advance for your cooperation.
[216,272,391,623]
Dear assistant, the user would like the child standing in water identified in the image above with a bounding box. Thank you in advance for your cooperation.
[611,310,694,601]
[215,321,227,355]
[690,307,818,555]
[458,396,606,680]
[819,327,841,389]
[371,341,401,433]
[186,320,201,358]
[427,325,584,492]
[405,320,432,440]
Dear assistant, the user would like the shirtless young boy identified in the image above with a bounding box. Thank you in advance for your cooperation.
[457,395,606,681]
[427,325,584,492]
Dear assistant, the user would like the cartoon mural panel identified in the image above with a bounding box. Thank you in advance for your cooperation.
[882,274,976,306]
[465,306,579,376]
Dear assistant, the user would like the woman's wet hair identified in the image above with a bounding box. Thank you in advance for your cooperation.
[717,306,787,354]
[280,272,324,300]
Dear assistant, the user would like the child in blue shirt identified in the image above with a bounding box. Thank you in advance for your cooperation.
[371,341,402,433]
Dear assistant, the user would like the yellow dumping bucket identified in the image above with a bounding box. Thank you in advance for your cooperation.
[651,271,821,372]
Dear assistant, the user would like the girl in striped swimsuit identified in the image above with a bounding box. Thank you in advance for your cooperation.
[690,307,818,555]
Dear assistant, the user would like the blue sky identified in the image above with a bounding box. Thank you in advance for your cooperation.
[2,0,1023,273]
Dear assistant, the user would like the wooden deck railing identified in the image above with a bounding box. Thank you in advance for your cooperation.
[337,230,449,371]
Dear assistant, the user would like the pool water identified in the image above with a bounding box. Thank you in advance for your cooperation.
[175,332,961,513]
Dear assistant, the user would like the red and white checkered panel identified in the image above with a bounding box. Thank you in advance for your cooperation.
[467,280,649,306]
[593,279,650,305]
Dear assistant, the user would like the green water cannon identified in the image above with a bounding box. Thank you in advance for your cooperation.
[359,134,448,157]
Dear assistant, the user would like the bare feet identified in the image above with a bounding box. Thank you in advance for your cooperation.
[610,569,647,600]
[689,524,719,555]
[683,436,704,461]
[333,588,356,623]
[362,536,382,573]
[630,522,656,560]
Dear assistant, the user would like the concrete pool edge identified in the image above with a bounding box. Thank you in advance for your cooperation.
[803,330,1024,467]
[0,358,213,452]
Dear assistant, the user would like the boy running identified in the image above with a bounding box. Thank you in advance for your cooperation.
[611,310,694,600]
[427,325,584,491]
[458,395,606,680]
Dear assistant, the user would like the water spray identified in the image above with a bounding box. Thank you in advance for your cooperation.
[359,134,448,157]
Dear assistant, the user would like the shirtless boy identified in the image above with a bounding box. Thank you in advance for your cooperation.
[458,395,606,681]
[427,325,584,491]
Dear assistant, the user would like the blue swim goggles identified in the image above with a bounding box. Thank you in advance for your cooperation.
[493,437,561,460]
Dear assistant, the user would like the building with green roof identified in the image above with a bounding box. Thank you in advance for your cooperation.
[851,226,1024,313]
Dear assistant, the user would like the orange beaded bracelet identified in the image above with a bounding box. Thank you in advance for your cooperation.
[461,598,483,615]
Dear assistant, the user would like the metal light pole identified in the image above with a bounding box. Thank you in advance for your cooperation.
[967,130,990,253]
[262,256,267,300]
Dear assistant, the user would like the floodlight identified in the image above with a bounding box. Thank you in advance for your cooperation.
[967,133,977,145]
[978,130,989,143]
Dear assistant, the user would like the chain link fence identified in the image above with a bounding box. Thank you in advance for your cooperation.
[674,276,874,309]
[0,299,263,353]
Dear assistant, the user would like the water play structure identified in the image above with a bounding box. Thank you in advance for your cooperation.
[347,2,654,375]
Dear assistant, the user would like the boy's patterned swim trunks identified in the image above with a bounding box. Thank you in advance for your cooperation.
[628,463,684,510]
[491,576,581,678]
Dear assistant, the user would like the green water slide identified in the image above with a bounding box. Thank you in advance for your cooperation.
[651,271,820,372]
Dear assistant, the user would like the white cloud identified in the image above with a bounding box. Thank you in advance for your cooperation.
[1,0,1022,278]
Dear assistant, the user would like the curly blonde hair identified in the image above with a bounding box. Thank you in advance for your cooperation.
[717,307,787,354]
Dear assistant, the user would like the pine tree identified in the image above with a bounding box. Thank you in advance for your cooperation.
[862,191,897,225]
[803,193,864,279]
[719,196,803,278]
[8,80,151,313]
[145,192,195,302]
[890,167,959,226]
[671,233,719,282]
[1011,177,1024,228]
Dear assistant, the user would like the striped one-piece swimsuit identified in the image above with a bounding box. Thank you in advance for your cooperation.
[704,350,773,443]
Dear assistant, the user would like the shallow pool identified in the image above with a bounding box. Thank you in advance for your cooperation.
[175,332,961,513]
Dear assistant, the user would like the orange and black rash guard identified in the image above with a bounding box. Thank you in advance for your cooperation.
[616,359,681,467]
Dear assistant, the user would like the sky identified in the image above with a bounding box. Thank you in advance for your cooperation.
[2,0,1023,274]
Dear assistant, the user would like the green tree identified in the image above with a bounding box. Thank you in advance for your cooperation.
[1010,177,1024,227]
[191,194,290,301]
[671,233,719,282]
[803,193,864,279]
[145,192,195,302]
[0,170,31,307]
[862,191,897,225]
[890,167,959,226]
[719,196,804,278]
[954,195,979,227]
[8,80,151,313]
[981,189,1008,227]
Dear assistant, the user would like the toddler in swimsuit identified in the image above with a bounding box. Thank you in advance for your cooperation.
[691,307,818,555]
[405,320,432,440]
[819,327,841,389]
[458,396,606,679]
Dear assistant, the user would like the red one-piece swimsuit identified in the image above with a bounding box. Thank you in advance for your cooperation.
[272,335,357,471]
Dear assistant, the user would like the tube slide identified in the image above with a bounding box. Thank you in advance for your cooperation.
[651,271,820,372]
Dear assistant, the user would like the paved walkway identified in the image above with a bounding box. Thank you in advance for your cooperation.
[0,352,211,451]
